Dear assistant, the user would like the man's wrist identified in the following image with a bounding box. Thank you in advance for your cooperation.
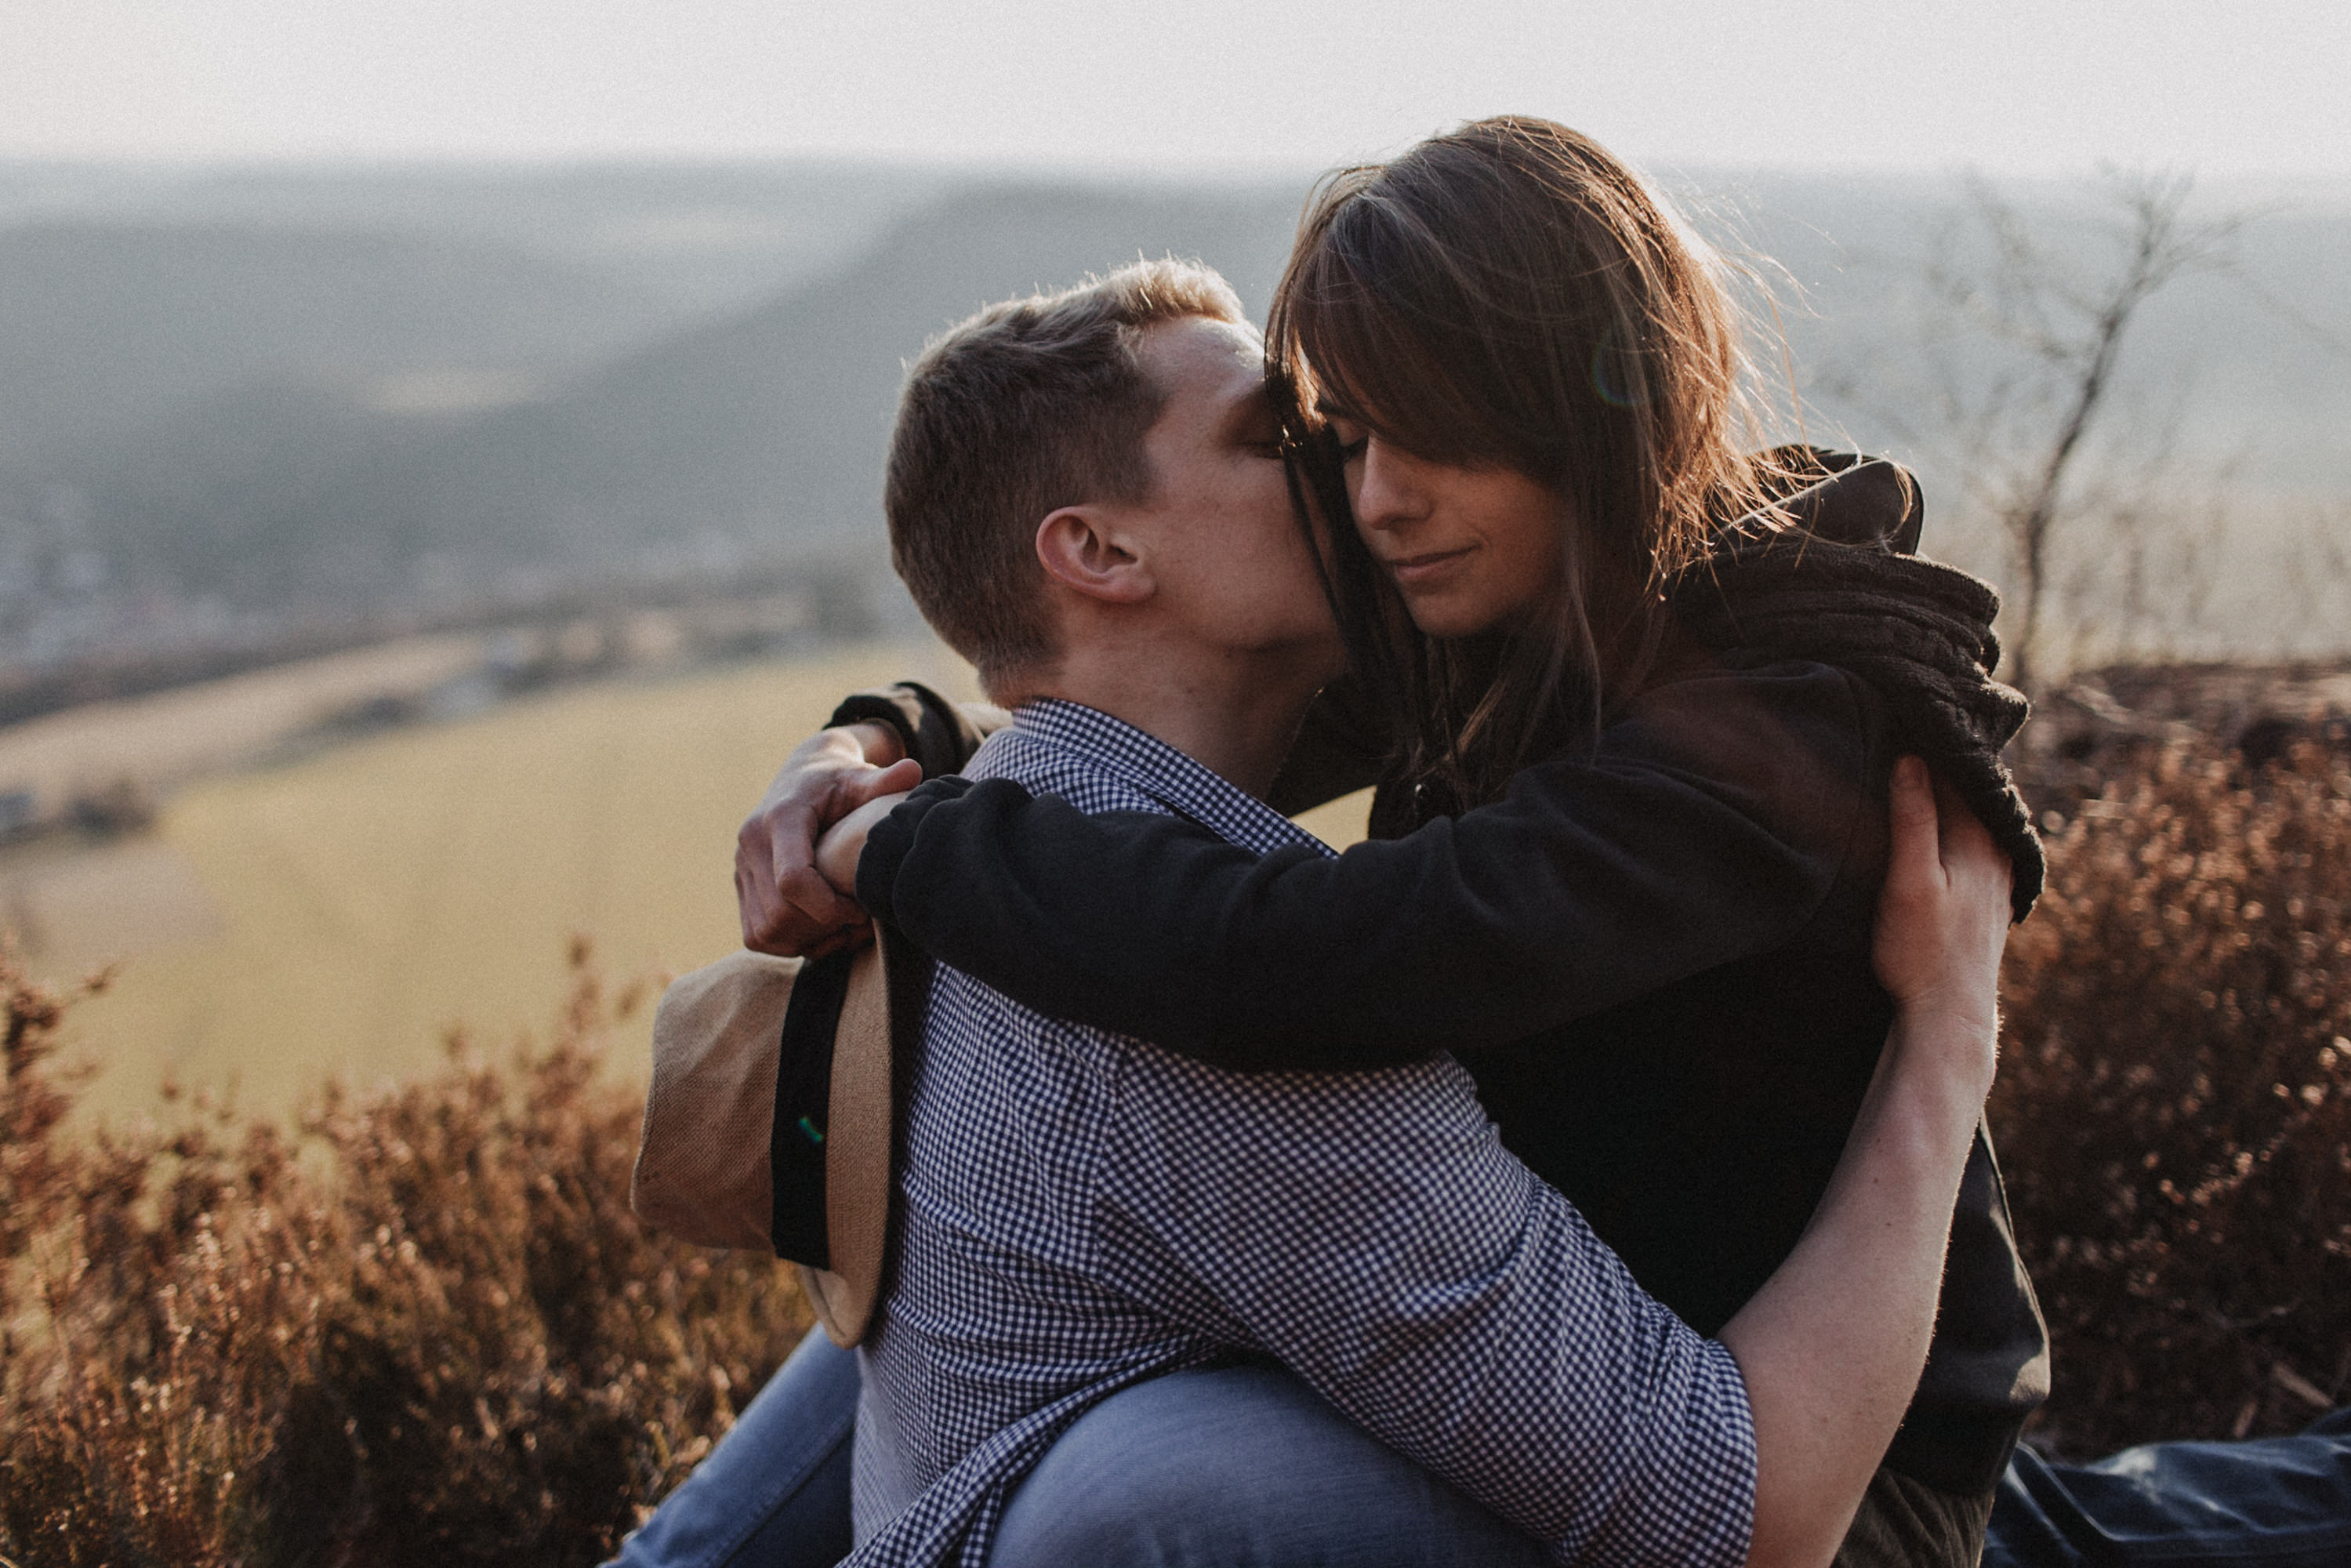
[1882,1006,1999,1109]
[1888,982,1999,1044]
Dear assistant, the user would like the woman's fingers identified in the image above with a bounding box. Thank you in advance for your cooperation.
[767,761,920,939]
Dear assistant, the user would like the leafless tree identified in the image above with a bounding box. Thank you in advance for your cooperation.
[1926,170,2241,688]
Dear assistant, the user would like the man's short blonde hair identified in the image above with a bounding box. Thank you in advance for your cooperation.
[884,258,1247,687]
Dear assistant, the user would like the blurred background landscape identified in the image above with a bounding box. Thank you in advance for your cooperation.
[6,158,2348,686]
[2,157,2346,1114]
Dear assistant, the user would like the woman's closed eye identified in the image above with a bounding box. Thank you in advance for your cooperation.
[1324,416,1370,462]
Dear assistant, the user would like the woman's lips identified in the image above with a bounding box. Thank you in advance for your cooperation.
[1383,546,1475,586]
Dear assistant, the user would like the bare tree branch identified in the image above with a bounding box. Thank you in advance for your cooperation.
[1927,169,2244,686]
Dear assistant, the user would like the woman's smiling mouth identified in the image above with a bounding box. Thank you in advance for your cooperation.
[1382,546,1476,586]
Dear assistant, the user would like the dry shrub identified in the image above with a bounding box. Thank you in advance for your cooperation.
[1994,739,2351,1456]
[0,938,808,1568]
[8,715,2347,1555]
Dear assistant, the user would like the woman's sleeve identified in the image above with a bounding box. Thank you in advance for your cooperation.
[856,662,1879,1069]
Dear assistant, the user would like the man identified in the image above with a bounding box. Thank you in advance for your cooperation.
[625,257,2012,1568]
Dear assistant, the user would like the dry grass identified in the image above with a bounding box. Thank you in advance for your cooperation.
[3,704,2345,1558]
[1,939,809,1568]
[1996,739,2351,1455]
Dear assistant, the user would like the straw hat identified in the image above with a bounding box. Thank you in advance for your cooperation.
[632,933,907,1347]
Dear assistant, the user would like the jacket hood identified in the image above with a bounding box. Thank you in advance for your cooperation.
[1673,448,2044,920]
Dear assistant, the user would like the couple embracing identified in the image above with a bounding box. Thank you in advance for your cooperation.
[620,116,2047,1568]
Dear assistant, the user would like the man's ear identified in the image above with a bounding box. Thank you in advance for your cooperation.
[1036,506,1154,605]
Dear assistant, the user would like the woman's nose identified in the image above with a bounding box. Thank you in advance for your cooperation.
[1352,438,1424,534]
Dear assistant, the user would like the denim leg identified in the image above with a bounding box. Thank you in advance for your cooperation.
[609,1325,858,1568]
[1985,1408,2351,1568]
[989,1361,1552,1568]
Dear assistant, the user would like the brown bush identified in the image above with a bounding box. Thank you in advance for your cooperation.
[5,723,2347,1555]
[0,938,809,1568]
[1995,739,2351,1456]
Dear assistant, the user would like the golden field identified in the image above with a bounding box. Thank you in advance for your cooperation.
[5,641,1372,1123]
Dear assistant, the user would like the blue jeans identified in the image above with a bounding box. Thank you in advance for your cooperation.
[615,1328,2351,1568]
[991,1361,1551,1566]
[1986,1407,2351,1568]
[608,1326,857,1568]
[610,1336,1542,1567]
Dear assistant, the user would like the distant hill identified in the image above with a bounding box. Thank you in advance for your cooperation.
[0,162,949,626]
[1,161,2345,664]
[0,223,669,467]
[0,223,694,610]
[44,181,1306,608]
[265,184,1306,583]
[0,161,950,322]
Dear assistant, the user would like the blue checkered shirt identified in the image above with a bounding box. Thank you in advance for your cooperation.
[847,699,1757,1568]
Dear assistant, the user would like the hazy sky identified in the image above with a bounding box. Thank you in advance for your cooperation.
[7,0,2346,176]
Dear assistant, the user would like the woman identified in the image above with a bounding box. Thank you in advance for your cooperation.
[635,118,2042,1567]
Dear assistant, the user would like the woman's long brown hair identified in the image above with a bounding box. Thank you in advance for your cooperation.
[1269,115,1792,818]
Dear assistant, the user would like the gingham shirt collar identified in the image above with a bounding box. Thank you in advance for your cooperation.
[1004,699,1328,859]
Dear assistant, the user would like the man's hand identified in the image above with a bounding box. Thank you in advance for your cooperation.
[1870,755,2013,1091]
[735,723,922,957]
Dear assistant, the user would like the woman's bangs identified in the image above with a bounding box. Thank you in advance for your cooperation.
[1284,227,1511,469]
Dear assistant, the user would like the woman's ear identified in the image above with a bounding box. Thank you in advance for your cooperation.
[1036,507,1155,604]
